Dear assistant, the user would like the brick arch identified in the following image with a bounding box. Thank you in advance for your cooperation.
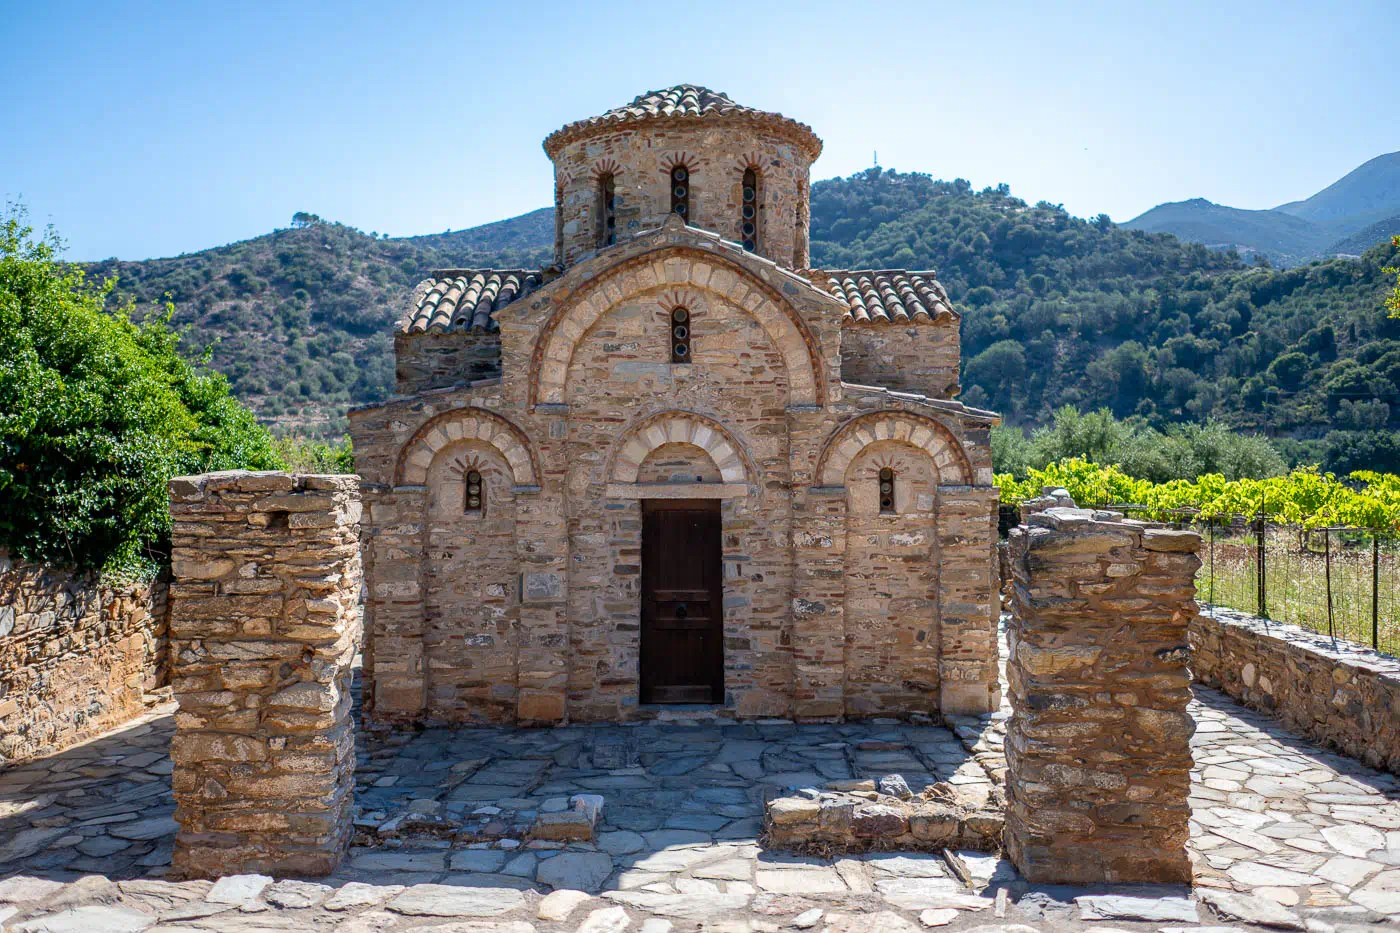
[395,408,539,487]
[817,411,973,487]
[607,411,755,485]
[528,247,826,408]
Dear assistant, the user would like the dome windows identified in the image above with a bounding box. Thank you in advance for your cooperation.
[740,167,759,252]
[597,173,617,249]
[670,164,690,220]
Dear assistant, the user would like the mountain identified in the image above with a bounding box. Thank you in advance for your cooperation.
[1276,151,1400,229]
[1125,151,1400,266]
[83,168,1400,475]
[1123,198,1331,266]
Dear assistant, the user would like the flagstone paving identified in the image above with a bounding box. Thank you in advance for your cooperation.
[2,670,1398,930]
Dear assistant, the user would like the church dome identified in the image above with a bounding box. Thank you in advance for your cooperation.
[543,85,822,160]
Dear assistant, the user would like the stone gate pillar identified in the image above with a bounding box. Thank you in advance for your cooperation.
[1004,505,1198,884]
[167,471,362,879]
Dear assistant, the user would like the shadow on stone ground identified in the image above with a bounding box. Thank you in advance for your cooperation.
[2,664,1400,929]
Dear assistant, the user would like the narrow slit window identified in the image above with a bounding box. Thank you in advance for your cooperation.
[554,182,565,262]
[670,164,690,221]
[878,467,895,514]
[598,174,616,248]
[670,307,691,363]
[465,470,485,514]
[740,168,758,252]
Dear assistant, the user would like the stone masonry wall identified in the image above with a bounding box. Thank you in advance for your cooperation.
[839,323,961,399]
[1004,505,1199,884]
[552,124,815,269]
[167,471,362,879]
[1192,607,1400,775]
[394,332,502,395]
[0,552,168,764]
[351,229,1002,723]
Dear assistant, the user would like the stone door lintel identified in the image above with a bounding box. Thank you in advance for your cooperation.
[605,482,748,500]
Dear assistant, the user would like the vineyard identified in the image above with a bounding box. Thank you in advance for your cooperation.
[996,459,1400,654]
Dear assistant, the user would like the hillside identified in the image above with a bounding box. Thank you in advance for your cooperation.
[1125,151,1400,266]
[84,169,1400,473]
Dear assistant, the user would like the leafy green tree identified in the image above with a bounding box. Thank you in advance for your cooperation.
[0,210,281,573]
[1387,235,1400,318]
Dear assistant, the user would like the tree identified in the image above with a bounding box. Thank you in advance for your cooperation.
[1387,235,1400,318]
[291,212,322,229]
[0,209,282,572]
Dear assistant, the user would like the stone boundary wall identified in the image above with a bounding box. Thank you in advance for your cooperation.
[0,551,169,764]
[168,471,362,879]
[1191,607,1400,775]
[1004,505,1198,885]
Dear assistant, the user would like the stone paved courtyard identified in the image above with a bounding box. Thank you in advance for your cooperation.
[2,661,1399,931]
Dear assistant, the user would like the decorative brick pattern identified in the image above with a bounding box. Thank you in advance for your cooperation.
[0,552,168,764]
[1004,505,1199,884]
[167,471,362,878]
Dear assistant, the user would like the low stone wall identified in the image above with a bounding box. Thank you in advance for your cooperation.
[168,471,362,879]
[764,777,1003,853]
[1191,607,1400,774]
[0,552,169,763]
[1004,506,1198,885]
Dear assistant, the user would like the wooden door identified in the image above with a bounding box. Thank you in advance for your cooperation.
[640,499,724,703]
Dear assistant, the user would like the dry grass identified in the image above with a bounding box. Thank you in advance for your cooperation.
[1197,524,1400,655]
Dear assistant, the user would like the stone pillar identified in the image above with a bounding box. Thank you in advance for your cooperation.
[791,486,847,720]
[1004,505,1199,885]
[935,485,1001,714]
[167,471,362,879]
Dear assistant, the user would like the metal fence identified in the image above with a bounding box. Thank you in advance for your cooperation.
[1105,506,1400,656]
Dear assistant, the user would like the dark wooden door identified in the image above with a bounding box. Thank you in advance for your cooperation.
[641,500,724,704]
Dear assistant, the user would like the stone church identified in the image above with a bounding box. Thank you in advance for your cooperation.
[348,86,1001,727]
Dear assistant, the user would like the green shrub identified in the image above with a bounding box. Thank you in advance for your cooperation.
[272,433,355,474]
[0,210,282,573]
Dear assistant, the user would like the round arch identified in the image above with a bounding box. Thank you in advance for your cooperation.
[528,246,827,408]
[816,411,974,487]
[395,408,540,487]
[607,411,756,486]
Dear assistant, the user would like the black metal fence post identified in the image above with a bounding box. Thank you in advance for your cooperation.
[1374,534,1382,651]
[1256,509,1267,618]
[1324,526,1335,641]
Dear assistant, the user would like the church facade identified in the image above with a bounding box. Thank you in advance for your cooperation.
[348,86,1001,726]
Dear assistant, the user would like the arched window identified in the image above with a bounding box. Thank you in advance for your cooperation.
[740,168,759,252]
[670,164,690,221]
[670,307,691,363]
[597,174,616,248]
[465,469,485,514]
[878,467,895,514]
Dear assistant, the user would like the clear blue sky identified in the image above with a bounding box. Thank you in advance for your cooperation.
[3,0,1394,260]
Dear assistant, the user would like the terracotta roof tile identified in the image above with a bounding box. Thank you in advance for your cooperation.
[401,270,542,335]
[812,270,958,325]
[544,84,821,159]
